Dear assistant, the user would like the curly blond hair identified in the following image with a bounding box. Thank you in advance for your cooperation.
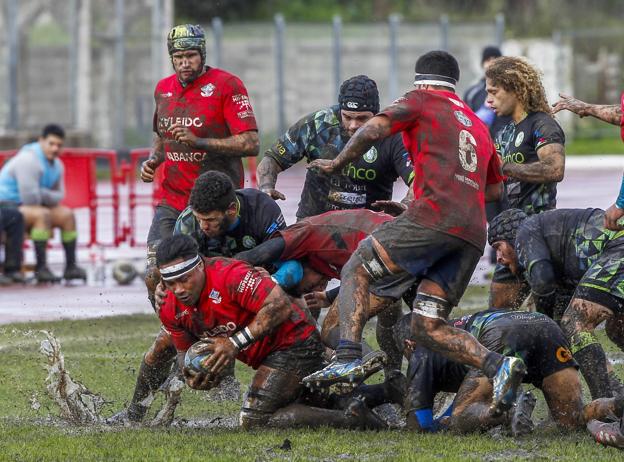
[485,56,551,115]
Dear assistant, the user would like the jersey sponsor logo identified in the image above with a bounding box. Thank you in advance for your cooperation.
[232,94,254,119]
[175,309,190,320]
[274,142,287,156]
[345,101,359,109]
[362,147,378,163]
[502,151,526,164]
[159,116,204,128]
[454,173,479,190]
[209,288,222,304]
[458,129,478,172]
[166,151,209,162]
[242,235,256,249]
[204,321,237,337]
[161,92,173,98]
[200,83,215,97]
[237,270,261,294]
[342,163,377,181]
[454,110,472,127]
[514,131,525,147]
[328,190,366,205]
[266,216,285,235]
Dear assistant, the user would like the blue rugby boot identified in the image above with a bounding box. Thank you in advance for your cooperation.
[490,356,526,417]
[303,350,387,389]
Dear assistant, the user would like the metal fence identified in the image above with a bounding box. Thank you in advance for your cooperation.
[4,2,622,150]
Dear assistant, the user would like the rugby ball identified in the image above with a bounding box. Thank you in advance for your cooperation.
[112,260,138,285]
[184,341,214,374]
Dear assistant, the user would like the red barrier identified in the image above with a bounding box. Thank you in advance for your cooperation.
[0,150,17,166]
[59,148,121,247]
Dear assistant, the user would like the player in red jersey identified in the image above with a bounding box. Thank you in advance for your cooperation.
[156,234,386,430]
[305,51,525,415]
[236,209,416,372]
[141,24,259,303]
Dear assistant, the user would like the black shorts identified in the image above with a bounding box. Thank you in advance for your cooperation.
[240,333,324,428]
[369,272,419,301]
[369,213,482,306]
[575,241,624,315]
[146,205,180,263]
[478,312,578,387]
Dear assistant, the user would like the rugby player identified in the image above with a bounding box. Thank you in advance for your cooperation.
[257,74,413,219]
[488,208,624,400]
[392,310,624,434]
[156,234,385,430]
[484,56,566,309]
[141,24,258,304]
[108,171,286,424]
[305,50,525,415]
[236,208,413,372]
[552,92,624,231]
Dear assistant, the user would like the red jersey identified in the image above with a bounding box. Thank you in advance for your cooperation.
[380,89,504,250]
[153,67,258,211]
[278,209,393,279]
[159,257,315,369]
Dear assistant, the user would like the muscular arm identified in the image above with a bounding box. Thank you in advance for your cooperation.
[328,116,393,171]
[502,143,565,183]
[257,155,284,191]
[150,133,166,165]
[246,285,294,340]
[193,131,260,158]
[552,94,621,126]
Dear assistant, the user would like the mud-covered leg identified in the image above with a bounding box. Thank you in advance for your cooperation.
[539,367,585,429]
[560,298,613,399]
[107,330,176,424]
[376,299,403,372]
[449,371,505,433]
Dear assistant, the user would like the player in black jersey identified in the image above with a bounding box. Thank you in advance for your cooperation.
[485,56,566,310]
[488,208,624,401]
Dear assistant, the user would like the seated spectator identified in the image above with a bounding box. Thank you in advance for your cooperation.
[0,207,25,285]
[0,124,86,283]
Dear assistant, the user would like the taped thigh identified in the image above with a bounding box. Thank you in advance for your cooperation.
[355,236,392,281]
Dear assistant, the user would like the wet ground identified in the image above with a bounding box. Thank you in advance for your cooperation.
[1,155,622,325]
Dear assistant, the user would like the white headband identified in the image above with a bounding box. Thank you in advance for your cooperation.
[160,254,201,281]
[413,73,457,90]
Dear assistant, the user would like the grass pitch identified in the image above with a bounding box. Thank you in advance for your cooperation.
[0,286,621,461]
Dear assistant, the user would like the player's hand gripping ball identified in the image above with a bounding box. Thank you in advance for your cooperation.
[112,260,138,285]
[184,341,214,374]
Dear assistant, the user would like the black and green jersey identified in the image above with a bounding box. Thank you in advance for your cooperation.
[173,188,286,257]
[495,111,565,215]
[265,105,414,219]
[516,208,624,297]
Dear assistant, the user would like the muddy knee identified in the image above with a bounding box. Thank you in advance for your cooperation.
[145,330,176,365]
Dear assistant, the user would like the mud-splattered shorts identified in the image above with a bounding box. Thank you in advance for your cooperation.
[368,212,482,306]
[477,312,578,387]
[239,333,325,428]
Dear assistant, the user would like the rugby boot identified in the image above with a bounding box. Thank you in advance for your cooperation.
[63,264,87,282]
[383,369,407,405]
[35,266,62,283]
[510,390,536,437]
[105,403,148,426]
[587,419,624,449]
[303,350,387,389]
[344,397,388,430]
[490,356,527,417]
[6,271,26,283]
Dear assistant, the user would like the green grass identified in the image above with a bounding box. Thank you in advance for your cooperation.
[566,137,624,155]
[0,290,622,461]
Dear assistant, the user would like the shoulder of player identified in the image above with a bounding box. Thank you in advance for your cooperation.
[311,106,341,134]
[154,74,177,91]
[206,68,248,91]
[159,292,181,324]
[525,111,563,131]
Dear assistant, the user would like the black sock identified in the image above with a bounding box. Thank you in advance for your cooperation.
[33,240,48,270]
[336,340,363,362]
[63,239,77,268]
[575,344,612,399]
[482,351,504,378]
